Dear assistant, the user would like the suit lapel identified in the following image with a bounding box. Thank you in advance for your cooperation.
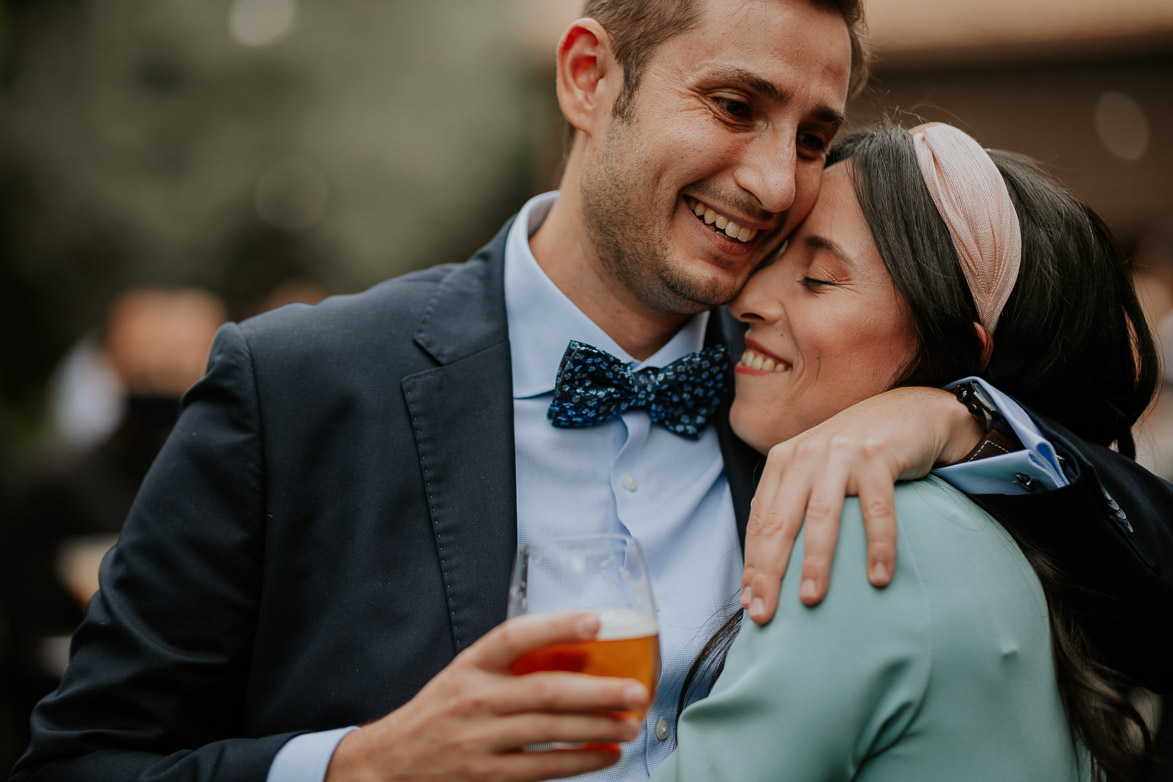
[402,223,518,652]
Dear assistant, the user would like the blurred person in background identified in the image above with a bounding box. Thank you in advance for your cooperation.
[0,285,225,773]
[8,2,1173,781]
[1130,218,1173,780]
[1133,218,1173,481]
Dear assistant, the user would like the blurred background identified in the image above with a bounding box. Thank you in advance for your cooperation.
[0,0,1170,774]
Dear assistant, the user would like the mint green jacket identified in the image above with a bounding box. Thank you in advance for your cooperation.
[653,476,1086,782]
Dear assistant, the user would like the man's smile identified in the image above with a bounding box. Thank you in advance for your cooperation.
[685,196,760,243]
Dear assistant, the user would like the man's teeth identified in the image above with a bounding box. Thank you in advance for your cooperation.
[686,197,758,243]
[739,348,787,372]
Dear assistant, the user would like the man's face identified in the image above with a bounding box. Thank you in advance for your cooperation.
[578,0,852,318]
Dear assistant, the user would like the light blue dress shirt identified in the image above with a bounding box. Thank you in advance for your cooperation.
[505,194,743,781]
[268,193,1065,781]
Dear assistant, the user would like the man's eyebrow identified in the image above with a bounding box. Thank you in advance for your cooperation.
[710,67,845,128]
[805,234,855,267]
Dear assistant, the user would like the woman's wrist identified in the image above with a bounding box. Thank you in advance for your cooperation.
[935,389,987,467]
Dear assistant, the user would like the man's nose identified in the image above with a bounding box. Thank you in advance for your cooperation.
[733,132,797,216]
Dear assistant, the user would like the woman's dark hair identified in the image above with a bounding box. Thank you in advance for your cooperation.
[682,122,1159,780]
[831,124,1158,457]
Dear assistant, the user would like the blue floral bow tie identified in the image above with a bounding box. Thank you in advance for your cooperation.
[547,340,730,440]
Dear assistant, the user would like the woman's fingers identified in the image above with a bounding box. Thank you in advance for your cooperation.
[856,459,898,588]
[795,446,851,607]
[743,440,815,623]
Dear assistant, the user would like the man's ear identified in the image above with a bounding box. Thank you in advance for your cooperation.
[974,322,994,368]
[555,18,618,136]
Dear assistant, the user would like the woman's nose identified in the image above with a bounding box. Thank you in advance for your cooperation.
[731,263,784,324]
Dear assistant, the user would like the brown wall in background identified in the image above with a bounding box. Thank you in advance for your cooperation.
[847,50,1173,250]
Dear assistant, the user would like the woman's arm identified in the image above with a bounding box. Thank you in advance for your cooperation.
[737,383,1173,693]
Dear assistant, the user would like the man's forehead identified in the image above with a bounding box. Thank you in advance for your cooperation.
[657,0,852,107]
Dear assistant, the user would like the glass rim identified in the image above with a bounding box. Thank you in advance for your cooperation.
[516,532,643,551]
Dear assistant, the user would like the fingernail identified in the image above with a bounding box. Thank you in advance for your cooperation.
[576,613,599,637]
[800,579,817,601]
[740,585,752,607]
[748,597,764,618]
[870,562,889,584]
[624,684,647,707]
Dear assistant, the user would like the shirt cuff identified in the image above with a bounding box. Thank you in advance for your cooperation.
[932,377,1068,495]
[267,727,358,782]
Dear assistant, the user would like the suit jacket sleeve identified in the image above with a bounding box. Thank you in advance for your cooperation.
[11,323,298,782]
[974,407,1173,693]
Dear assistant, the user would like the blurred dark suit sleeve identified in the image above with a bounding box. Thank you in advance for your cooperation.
[9,227,524,782]
[975,410,1173,693]
[9,324,300,780]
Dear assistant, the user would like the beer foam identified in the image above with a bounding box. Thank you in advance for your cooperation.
[594,607,658,640]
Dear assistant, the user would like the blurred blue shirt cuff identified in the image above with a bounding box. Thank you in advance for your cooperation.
[267,727,357,782]
[932,377,1069,495]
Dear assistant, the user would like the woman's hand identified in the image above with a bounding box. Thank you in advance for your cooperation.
[740,386,983,623]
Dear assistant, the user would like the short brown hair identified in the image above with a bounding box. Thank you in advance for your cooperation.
[582,0,871,120]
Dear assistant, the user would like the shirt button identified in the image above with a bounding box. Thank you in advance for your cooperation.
[655,717,670,741]
[622,473,638,491]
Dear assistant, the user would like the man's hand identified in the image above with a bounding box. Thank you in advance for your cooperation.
[740,386,983,624]
[325,611,649,782]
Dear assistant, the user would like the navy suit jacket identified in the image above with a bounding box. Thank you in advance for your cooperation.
[12,220,1172,782]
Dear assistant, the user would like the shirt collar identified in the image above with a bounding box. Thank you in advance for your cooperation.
[504,191,711,399]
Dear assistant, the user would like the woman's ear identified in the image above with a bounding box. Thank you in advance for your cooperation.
[555,18,618,137]
[974,322,994,368]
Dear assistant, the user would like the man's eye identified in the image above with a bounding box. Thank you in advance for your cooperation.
[714,97,752,121]
[802,277,834,288]
[798,133,828,155]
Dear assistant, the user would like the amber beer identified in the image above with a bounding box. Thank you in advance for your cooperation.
[511,609,661,720]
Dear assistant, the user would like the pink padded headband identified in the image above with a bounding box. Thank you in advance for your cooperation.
[910,122,1022,334]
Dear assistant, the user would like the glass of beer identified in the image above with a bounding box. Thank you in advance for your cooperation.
[508,532,660,721]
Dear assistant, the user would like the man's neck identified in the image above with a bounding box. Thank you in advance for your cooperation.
[529,193,690,362]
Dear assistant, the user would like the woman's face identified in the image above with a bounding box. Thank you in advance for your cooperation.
[729,162,919,454]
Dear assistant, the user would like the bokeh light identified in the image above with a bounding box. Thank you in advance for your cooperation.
[1094,91,1151,162]
[228,0,298,48]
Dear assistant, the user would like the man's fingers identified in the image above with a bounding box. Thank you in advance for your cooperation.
[483,744,623,782]
[498,671,649,716]
[490,711,641,751]
[856,462,898,587]
[471,612,599,671]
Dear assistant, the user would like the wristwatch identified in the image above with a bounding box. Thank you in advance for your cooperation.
[953,381,1021,462]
